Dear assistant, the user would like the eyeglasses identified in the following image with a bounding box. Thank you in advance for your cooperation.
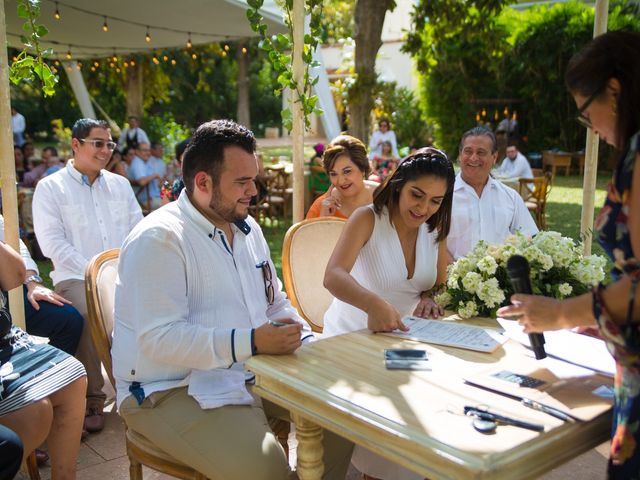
[79,138,117,150]
[257,261,274,305]
[575,87,603,129]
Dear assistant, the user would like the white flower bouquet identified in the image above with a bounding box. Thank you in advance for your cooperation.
[435,231,607,318]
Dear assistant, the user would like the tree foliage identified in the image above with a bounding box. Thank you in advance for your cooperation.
[405,0,640,156]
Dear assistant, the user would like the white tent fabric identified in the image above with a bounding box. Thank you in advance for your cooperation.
[312,47,341,141]
[63,60,96,118]
[4,0,286,58]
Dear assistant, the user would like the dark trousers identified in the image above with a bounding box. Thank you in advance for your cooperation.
[0,424,23,480]
[18,286,84,355]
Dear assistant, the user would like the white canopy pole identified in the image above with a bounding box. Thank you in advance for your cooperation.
[291,0,305,223]
[63,60,97,119]
[0,0,25,329]
[580,0,609,256]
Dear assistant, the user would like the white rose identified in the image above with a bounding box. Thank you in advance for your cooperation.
[458,300,479,319]
[558,283,572,296]
[462,272,482,294]
[477,256,498,275]
[434,291,452,307]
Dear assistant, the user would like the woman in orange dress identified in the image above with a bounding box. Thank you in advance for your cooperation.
[306,135,378,220]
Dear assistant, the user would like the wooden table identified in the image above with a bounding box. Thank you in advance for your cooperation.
[542,151,572,176]
[247,327,611,480]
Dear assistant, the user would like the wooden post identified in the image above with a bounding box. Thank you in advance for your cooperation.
[0,1,26,329]
[580,0,609,256]
[291,0,305,223]
[237,40,251,129]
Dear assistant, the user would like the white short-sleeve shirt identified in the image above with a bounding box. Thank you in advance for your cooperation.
[447,173,538,260]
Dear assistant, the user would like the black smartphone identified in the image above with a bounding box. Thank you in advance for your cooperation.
[384,349,430,370]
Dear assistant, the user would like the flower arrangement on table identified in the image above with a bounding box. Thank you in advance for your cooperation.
[435,231,607,318]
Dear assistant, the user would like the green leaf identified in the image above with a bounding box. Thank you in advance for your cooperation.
[17,3,29,19]
[35,24,48,37]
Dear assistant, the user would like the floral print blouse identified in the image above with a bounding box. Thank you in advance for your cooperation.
[593,130,640,478]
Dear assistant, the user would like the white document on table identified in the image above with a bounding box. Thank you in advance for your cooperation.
[381,316,508,353]
[497,318,615,377]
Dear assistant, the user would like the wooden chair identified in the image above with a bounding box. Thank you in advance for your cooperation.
[518,171,553,229]
[84,250,290,480]
[530,168,544,178]
[281,218,346,332]
[264,169,290,221]
[85,249,208,480]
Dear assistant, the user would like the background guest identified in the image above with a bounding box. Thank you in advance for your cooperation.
[306,135,377,220]
[368,117,399,160]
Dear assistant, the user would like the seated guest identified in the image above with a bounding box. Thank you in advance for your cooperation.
[306,134,378,219]
[368,117,399,160]
[1,214,83,356]
[495,143,533,179]
[42,146,65,177]
[22,157,47,188]
[323,147,454,479]
[14,146,25,184]
[447,127,538,260]
[369,140,399,182]
[21,142,35,164]
[129,143,162,210]
[112,119,353,480]
[148,142,167,182]
[160,138,189,204]
[0,239,87,479]
[106,149,127,178]
[122,146,136,169]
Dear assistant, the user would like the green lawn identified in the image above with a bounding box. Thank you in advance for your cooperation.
[36,173,611,286]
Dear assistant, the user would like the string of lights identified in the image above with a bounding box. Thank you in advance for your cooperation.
[44,0,246,46]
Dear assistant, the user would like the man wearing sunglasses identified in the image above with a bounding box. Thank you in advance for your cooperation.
[33,118,143,435]
[112,119,353,480]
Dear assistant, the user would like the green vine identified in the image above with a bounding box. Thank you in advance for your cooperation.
[9,0,58,96]
[246,0,324,132]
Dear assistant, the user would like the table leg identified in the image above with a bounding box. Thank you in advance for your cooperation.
[292,413,324,480]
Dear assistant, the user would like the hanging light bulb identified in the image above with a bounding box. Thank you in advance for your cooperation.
[116,67,121,73]
[91,66,96,72]
[54,60,60,66]
[186,32,192,49]
[152,51,160,64]
[66,48,72,60]
[130,59,136,67]
[242,47,247,54]
[163,55,169,62]
[171,59,176,66]
[145,27,152,43]
[94,61,99,68]
[123,61,129,68]
[12,56,17,62]
[224,44,230,52]
[109,62,115,68]
[102,16,109,32]
[191,53,197,60]
[221,50,227,58]
[481,108,486,118]
[112,53,117,62]
[54,2,61,20]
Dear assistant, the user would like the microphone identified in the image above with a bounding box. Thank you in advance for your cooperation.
[506,255,546,360]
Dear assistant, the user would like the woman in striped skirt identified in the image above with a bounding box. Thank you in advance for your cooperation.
[0,240,86,479]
